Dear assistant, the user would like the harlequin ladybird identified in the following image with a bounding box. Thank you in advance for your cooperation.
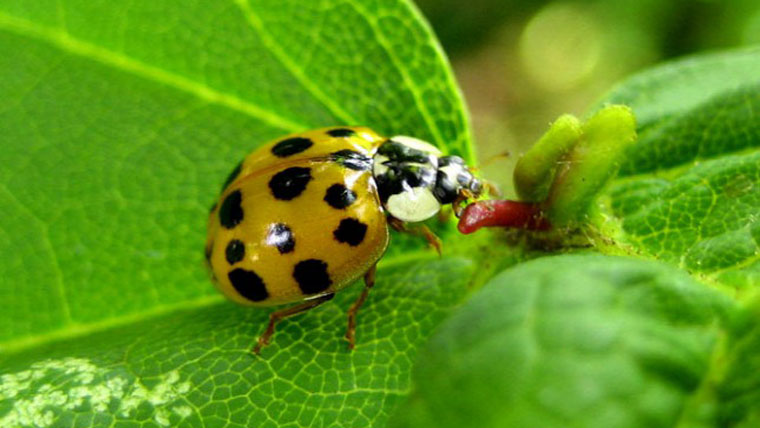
[205,126,483,353]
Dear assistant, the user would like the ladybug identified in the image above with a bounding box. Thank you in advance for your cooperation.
[205,126,483,353]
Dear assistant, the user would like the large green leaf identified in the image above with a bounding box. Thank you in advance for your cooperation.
[599,47,760,289]
[0,0,480,426]
[390,254,740,428]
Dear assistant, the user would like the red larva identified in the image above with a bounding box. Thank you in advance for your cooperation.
[457,200,550,234]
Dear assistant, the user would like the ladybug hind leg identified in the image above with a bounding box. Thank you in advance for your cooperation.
[253,293,335,355]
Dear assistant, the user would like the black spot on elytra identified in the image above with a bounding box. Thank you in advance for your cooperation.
[225,239,245,264]
[266,223,295,254]
[228,268,268,301]
[333,218,367,246]
[271,137,313,157]
[293,259,332,294]
[324,184,357,209]
[268,167,312,200]
[219,190,243,229]
[327,128,356,138]
[330,150,372,171]
[222,160,243,191]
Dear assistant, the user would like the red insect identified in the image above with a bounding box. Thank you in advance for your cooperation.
[457,200,550,234]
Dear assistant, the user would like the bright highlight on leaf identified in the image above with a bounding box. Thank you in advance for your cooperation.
[1,358,192,427]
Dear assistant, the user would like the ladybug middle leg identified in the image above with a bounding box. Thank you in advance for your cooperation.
[345,263,377,350]
[253,293,335,355]
[387,217,442,255]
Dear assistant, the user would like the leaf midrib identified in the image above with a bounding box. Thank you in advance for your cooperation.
[0,11,306,133]
[0,294,224,355]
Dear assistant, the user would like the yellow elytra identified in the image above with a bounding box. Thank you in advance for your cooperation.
[206,126,483,353]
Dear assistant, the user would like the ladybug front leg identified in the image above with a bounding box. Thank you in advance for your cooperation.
[451,180,501,217]
[387,217,442,255]
[345,264,377,350]
[253,293,335,355]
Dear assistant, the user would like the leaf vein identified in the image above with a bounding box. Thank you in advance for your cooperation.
[347,1,446,148]
[0,184,71,324]
[234,0,359,126]
[0,11,307,133]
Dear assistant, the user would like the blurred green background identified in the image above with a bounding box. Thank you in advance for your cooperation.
[414,0,760,194]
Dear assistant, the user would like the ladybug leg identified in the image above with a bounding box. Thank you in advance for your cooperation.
[452,193,470,217]
[388,217,442,256]
[253,293,334,355]
[345,264,377,350]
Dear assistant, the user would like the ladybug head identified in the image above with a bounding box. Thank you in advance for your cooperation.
[372,136,481,222]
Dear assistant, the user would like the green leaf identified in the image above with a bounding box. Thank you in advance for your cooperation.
[0,0,478,426]
[598,47,760,289]
[390,254,737,428]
